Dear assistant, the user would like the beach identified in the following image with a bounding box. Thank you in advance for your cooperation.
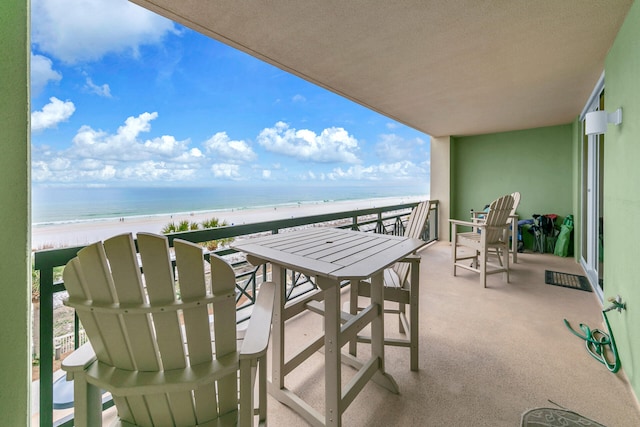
[32,195,426,250]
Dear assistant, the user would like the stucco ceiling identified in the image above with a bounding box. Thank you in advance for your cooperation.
[131,0,633,137]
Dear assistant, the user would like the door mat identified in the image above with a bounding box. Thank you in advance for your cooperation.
[545,270,592,292]
[521,407,604,426]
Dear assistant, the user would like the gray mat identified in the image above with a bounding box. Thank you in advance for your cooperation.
[521,407,605,426]
[545,270,592,292]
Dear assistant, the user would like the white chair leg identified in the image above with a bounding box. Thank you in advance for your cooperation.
[72,374,102,427]
[257,355,267,426]
[480,251,487,288]
[238,359,253,427]
[409,260,420,371]
[349,280,359,356]
[451,225,458,277]
[504,243,510,283]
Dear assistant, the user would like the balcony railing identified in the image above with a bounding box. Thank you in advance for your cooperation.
[33,200,438,426]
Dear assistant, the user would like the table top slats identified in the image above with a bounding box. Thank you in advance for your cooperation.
[297,233,374,260]
[326,238,400,266]
[335,237,424,278]
[233,242,338,276]
[233,228,425,281]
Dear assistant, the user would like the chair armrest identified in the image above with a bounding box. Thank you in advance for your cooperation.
[398,254,421,263]
[61,342,96,379]
[449,219,476,228]
[450,219,510,230]
[240,281,276,359]
[246,254,267,267]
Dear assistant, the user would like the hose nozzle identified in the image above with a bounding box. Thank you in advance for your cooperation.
[604,295,626,313]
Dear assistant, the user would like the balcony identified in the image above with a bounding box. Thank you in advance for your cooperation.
[32,201,640,426]
[267,242,640,426]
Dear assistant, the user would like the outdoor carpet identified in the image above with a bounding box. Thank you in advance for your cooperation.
[521,407,605,426]
[545,270,592,292]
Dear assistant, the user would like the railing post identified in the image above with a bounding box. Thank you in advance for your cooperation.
[39,267,54,427]
[434,203,439,241]
[74,313,80,350]
[376,212,383,234]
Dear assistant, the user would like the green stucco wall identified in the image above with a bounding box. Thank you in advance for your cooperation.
[451,125,574,237]
[603,0,640,401]
[0,0,31,424]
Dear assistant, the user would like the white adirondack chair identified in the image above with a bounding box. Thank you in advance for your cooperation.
[348,200,431,371]
[61,232,275,427]
[472,191,521,263]
[450,194,515,287]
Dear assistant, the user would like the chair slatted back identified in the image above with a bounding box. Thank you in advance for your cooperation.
[483,194,515,244]
[63,232,238,426]
[510,191,521,216]
[392,200,431,288]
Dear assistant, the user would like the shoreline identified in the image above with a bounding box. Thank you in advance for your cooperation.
[32,195,427,250]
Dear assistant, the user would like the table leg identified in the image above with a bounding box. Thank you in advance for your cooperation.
[319,276,341,427]
[348,280,358,357]
[370,272,399,393]
[271,265,286,390]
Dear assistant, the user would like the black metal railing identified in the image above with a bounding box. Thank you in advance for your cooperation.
[33,200,437,426]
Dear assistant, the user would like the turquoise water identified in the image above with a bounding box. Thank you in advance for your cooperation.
[32,184,428,224]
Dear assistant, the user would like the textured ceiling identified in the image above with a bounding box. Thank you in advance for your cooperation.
[131,0,632,137]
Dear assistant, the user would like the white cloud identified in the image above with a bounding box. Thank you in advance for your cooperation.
[30,53,62,96]
[300,170,326,181]
[262,170,272,179]
[119,161,196,181]
[257,121,360,163]
[70,112,195,162]
[143,135,189,157]
[328,165,376,180]
[378,161,421,177]
[31,111,212,184]
[375,134,426,162]
[31,0,177,64]
[292,94,306,103]
[327,160,426,181]
[77,159,104,171]
[31,159,117,183]
[95,165,117,180]
[85,77,112,97]
[174,148,204,163]
[211,163,241,179]
[203,132,256,162]
[32,157,199,183]
[48,157,71,171]
[31,97,75,131]
[31,161,53,182]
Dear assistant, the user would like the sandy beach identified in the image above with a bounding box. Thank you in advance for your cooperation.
[32,195,426,250]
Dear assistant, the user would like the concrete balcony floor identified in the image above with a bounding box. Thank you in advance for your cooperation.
[97,241,640,426]
[264,241,640,426]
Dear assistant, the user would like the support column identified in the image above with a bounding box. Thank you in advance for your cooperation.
[0,0,31,424]
[431,136,452,241]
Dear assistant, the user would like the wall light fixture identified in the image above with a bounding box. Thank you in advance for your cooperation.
[585,108,622,135]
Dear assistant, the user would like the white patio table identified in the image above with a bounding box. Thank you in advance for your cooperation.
[232,228,426,427]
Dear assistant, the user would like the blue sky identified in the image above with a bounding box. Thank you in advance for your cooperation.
[30,0,430,191]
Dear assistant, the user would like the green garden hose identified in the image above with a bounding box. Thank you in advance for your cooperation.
[563,310,620,373]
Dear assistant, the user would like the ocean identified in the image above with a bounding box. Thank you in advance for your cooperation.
[32,184,428,225]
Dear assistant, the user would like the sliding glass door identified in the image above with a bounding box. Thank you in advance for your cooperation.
[581,85,605,299]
